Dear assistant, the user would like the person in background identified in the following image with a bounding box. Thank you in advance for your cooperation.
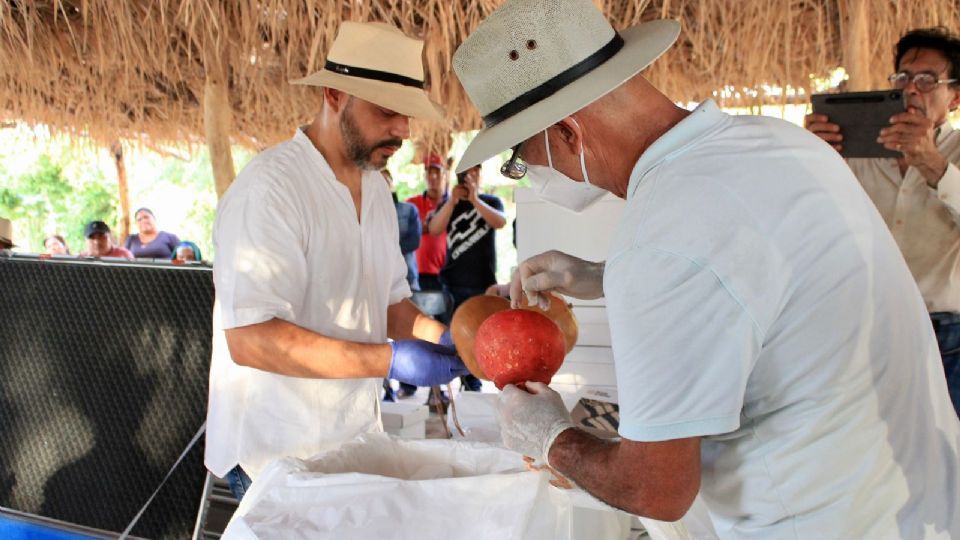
[124,208,181,259]
[80,221,133,258]
[0,217,16,251]
[44,234,70,255]
[399,153,450,399]
[806,27,960,418]
[172,241,202,262]
[382,168,423,402]
[428,163,506,391]
[383,169,421,290]
[406,153,448,292]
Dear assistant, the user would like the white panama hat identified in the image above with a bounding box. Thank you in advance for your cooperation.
[453,0,680,173]
[291,21,445,122]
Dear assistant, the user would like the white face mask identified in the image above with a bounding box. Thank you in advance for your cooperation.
[526,119,606,213]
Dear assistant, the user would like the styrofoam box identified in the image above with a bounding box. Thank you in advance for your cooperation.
[380,401,429,429]
[385,422,426,440]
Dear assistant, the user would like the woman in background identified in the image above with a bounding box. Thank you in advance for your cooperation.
[124,208,180,259]
[44,234,70,255]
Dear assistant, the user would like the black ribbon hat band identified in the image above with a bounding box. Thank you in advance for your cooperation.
[324,60,425,89]
[483,33,625,127]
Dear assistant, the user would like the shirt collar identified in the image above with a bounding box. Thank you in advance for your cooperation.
[936,120,954,145]
[627,99,729,197]
[294,127,337,180]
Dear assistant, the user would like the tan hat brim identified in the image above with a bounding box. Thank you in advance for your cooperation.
[290,70,446,122]
[455,19,680,173]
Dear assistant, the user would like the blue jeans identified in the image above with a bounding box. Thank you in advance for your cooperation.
[931,312,960,419]
[226,465,252,502]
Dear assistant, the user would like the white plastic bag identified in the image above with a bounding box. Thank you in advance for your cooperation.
[223,433,574,540]
[445,391,718,540]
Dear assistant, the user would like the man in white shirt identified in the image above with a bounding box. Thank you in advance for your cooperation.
[452,0,960,537]
[206,22,467,501]
[806,27,960,418]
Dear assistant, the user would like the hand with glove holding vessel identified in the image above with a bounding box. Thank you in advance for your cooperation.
[388,329,469,387]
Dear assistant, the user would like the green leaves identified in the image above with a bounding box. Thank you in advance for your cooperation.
[0,154,117,253]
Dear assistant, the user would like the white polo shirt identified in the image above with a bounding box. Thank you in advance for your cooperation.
[205,129,411,479]
[605,100,960,538]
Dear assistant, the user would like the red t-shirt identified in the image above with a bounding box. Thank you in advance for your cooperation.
[79,246,134,258]
[406,192,447,275]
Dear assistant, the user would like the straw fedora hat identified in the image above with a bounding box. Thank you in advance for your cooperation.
[0,216,15,247]
[290,21,445,122]
[453,0,680,172]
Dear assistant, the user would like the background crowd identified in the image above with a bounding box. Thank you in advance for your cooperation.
[0,207,203,263]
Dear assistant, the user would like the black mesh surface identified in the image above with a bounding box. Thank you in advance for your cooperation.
[0,256,213,539]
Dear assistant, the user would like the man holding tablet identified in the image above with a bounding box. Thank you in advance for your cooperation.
[807,27,960,418]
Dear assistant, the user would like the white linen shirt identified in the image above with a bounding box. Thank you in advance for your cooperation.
[605,100,960,539]
[847,121,960,313]
[205,129,411,479]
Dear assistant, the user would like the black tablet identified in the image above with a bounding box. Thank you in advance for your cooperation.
[811,90,906,158]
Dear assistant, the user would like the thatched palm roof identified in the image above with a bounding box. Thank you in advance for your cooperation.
[1,0,958,154]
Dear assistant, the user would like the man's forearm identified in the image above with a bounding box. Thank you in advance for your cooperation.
[919,153,949,186]
[427,200,456,235]
[473,198,506,229]
[548,429,645,514]
[388,298,446,343]
[548,428,699,521]
[225,318,391,379]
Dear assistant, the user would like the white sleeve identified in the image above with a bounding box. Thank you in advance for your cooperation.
[380,186,412,306]
[935,162,960,224]
[605,246,763,442]
[389,249,413,306]
[213,181,309,329]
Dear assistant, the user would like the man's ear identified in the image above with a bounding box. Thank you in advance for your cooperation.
[552,116,584,155]
[949,85,960,112]
[322,87,350,113]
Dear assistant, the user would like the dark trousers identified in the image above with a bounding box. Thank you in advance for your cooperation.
[418,273,442,291]
[931,312,960,419]
[444,284,490,391]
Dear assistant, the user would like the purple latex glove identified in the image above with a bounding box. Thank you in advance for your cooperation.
[388,339,468,386]
[439,328,454,348]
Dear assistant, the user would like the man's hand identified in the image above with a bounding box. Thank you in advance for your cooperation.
[463,176,480,205]
[496,382,574,464]
[451,184,469,202]
[388,340,468,386]
[485,283,511,298]
[879,107,949,185]
[510,250,604,309]
[804,112,843,153]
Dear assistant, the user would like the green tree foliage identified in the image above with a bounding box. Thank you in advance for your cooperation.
[0,154,117,253]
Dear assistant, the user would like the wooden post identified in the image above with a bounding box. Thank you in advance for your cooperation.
[204,77,236,199]
[844,0,872,91]
[111,141,131,244]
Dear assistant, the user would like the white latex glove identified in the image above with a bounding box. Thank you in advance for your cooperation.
[496,382,575,465]
[510,250,605,310]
